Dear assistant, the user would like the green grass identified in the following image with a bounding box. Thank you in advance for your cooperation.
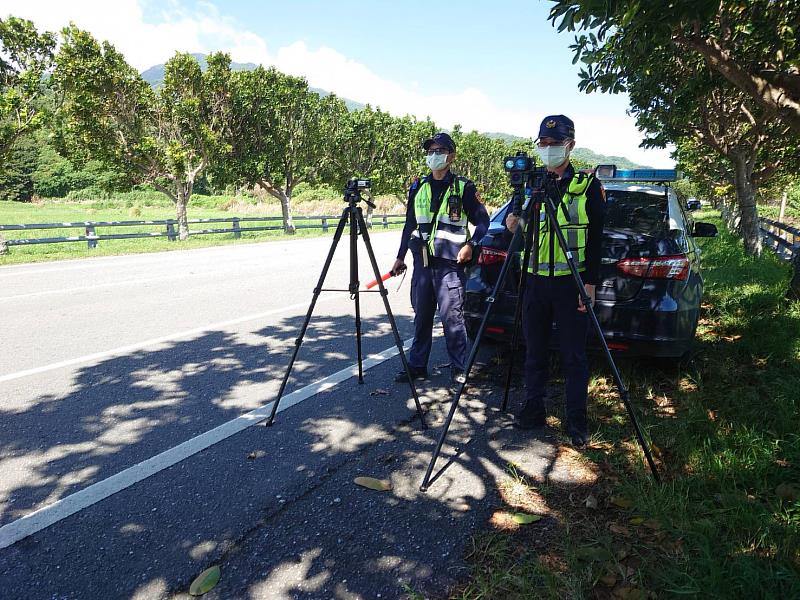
[0,199,404,265]
[448,209,800,599]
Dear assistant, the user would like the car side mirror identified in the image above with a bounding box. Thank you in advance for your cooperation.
[693,222,718,237]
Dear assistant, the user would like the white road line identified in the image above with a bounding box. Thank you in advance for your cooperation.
[0,339,411,549]
[0,273,183,301]
[0,296,343,383]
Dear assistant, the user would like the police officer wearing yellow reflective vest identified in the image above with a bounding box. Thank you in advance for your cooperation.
[505,115,605,447]
[391,132,489,387]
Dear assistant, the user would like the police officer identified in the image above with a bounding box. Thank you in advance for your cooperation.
[391,132,489,387]
[505,115,605,447]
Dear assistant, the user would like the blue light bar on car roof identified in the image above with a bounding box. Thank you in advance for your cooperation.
[595,164,680,182]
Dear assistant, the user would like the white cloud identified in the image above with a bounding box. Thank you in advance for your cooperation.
[1,0,673,166]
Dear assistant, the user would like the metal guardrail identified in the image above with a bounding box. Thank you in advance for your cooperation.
[0,214,405,249]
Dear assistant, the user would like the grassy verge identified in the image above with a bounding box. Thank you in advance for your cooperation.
[0,199,405,265]
[448,210,800,599]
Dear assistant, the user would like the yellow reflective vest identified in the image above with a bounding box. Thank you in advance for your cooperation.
[527,173,593,276]
[410,175,468,261]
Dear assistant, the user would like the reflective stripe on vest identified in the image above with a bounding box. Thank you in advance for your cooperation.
[527,174,591,276]
[411,176,468,261]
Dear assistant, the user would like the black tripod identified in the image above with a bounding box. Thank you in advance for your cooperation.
[266,179,427,428]
[420,168,659,491]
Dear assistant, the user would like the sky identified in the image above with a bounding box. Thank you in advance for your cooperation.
[1,0,674,167]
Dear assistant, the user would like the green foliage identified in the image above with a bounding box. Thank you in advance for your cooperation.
[550,0,800,133]
[0,15,56,164]
[55,26,234,238]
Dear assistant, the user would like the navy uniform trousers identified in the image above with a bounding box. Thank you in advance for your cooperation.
[408,248,468,372]
[521,273,590,435]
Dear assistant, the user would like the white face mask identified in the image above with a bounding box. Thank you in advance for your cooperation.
[426,151,449,171]
[536,144,569,169]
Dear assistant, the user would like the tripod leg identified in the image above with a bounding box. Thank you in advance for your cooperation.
[540,193,660,482]
[420,224,526,491]
[356,210,427,429]
[350,207,364,383]
[501,203,540,412]
[266,209,350,426]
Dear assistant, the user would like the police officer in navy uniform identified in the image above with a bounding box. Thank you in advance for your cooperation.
[505,115,605,447]
[391,132,489,386]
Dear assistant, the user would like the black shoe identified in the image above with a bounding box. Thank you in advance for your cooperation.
[569,431,590,448]
[512,413,546,430]
[394,367,428,383]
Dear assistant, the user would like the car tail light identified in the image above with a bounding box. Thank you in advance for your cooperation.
[478,247,507,266]
[486,326,505,335]
[607,342,629,351]
[617,255,689,280]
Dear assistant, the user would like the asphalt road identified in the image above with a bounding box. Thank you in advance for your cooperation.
[0,232,582,600]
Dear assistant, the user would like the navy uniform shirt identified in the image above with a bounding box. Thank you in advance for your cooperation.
[396,170,489,262]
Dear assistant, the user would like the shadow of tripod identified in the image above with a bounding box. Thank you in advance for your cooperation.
[266,178,427,429]
[420,156,659,491]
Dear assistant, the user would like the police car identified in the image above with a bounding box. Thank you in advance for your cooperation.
[463,165,718,358]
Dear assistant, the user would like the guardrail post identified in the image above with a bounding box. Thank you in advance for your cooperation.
[166,222,176,241]
[787,244,800,301]
[232,217,241,239]
[86,225,97,249]
[0,235,7,255]
[322,217,328,233]
[382,215,388,229]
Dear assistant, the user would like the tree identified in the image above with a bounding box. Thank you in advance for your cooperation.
[222,67,328,233]
[323,103,409,196]
[0,15,56,166]
[550,0,800,134]
[449,127,509,204]
[0,132,37,200]
[55,26,232,239]
[549,4,799,254]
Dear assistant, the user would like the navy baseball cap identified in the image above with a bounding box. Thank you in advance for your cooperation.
[537,115,575,141]
[422,132,456,152]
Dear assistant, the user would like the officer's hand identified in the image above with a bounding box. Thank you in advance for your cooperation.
[391,258,406,276]
[578,284,595,313]
[457,244,473,264]
[505,213,519,233]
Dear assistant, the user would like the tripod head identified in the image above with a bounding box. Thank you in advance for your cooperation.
[343,177,376,209]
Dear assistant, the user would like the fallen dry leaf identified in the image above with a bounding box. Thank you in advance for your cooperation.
[610,523,631,536]
[369,388,390,396]
[354,476,392,491]
[247,450,266,460]
[585,494,599,509]
[189,565,220,596]
[776,483,800,502]
[610,496,634,509]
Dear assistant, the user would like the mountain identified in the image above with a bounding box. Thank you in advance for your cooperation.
[483,132,650,169]
[570,147,649,170]
[140,54,365,111]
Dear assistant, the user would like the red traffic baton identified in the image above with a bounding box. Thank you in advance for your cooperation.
[366,271,395,289]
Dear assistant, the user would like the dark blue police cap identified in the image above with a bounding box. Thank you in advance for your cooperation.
[422,132,456,152]
[537,115,575,141]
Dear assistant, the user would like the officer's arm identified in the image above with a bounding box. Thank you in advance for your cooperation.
[462,182,489,243]
[583,178,606,285]
[396,183,419,260]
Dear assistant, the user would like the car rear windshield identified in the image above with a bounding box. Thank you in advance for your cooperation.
[604,190,668,235]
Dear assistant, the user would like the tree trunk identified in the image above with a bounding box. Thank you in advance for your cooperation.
[731,154,762,256]
[280,185,296,235]
[175,182,191,241]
